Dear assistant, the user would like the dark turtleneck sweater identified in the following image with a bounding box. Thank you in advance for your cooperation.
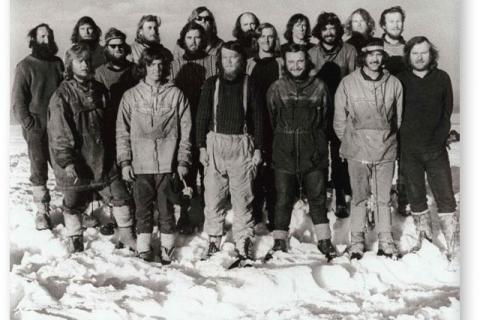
[397,68,453,153]
[196,73,263,149]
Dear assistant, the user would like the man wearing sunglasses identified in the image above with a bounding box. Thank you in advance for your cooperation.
[173,6,224,59]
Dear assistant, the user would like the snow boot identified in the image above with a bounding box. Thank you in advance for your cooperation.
[411,210,433,252]
[317,239,337,261]
[204,235,221,259]
[35,202,52,231]
[112,206,136,251]
[159,233,176,265]
[272,239,287,253]
[137,233,154,262]
[67,235,84,253]
[348,232,365,260]
[438,212,459,260]
[377,232,398,258]
[160,246,175,265]
[236,237,254,260]
[32,186,52,230]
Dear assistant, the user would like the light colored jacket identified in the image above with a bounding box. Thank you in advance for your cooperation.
[334,69,403,163]
[116,80,192,174]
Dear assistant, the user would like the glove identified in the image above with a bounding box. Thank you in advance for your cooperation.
[199,147,209,167]
[122,165,135,183]
[252,149,262,166]
[177,165,188,178]
[65,164,78,182]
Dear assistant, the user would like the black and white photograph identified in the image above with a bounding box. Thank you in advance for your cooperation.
[7,0,466,319]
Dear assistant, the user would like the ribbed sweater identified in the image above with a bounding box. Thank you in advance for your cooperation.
[196,74,263,149]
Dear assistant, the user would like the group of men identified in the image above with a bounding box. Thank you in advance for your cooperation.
[12,5,458,263]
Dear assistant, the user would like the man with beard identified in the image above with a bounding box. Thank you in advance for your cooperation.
[396,37,458,259]
[334,38,403,260]
[69,16,105,70]
[11,23,64,231]
[173,6,224,59]
[48,43,136,253]
[130,15,173,65]
[196,41,263,262]
[266,44,335,259]
[95,28,137,140]
[281,13,314,53]
[94,28,138,236]
[380,6,407,76]
[380,6,409,216]
[345,8,376,54]
[170,21,218,235]
[309,12,357,219]
[246,23,283,231]
[232,12,260,59]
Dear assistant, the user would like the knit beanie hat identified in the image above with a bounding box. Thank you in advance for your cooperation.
[361,37,385,53]
[105,28,126,44]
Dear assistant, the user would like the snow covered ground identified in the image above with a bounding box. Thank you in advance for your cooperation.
[9,115,460,320]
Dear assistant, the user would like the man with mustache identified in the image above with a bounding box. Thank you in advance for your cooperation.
[170,21,219,235]
[380,6,409,216]
[196,41,263,261]
[130,15,173,65]
[246,23,283,231]
[69,16,106,70]
[173,6,224,59]
[11,23,64,231]
[266,44,335,259]
[232,12,260,59]
[94,28,138,237]
[48,43,136,253]
[396,37,458,259]
[309,12,357,219]
[334,38,403,260]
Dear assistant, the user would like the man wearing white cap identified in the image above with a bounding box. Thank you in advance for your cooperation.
[334,38,403,259]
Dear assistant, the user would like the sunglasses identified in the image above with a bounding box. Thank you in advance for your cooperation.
[108,44,124,49]
[196,16,212,22]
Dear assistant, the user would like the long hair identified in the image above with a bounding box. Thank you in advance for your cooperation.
[311,12,344,43]
[344,8,375,37]
[379,6,406,28]
[70,16,102,44]
[232,12,260,39]
[176,21,207,51]
[281,43,314,74]
[283,13,311,43]
[135,15,160,42]
[404,36,439,71]
[187,6,219,38]
[64,43,92,80]
[136,44,171,82]
[27,23,58,54]
[255,22,281,56]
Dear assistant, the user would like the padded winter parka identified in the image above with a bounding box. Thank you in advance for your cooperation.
[116,80,192,174]
[333,69,403,163]
[266,74,330,174]
[47,79,117,191]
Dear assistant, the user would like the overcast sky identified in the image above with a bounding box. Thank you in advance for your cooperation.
[11,0,460,110]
